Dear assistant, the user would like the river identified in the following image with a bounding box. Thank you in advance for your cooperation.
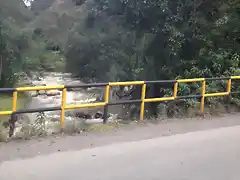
[13,72,119,137]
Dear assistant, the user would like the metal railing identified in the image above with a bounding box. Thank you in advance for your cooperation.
[1,76,240,130]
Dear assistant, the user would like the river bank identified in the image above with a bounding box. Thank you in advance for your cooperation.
[0,72,121,141]
[0,93,29,141]
[0,94,29,122]
[1,72,240,142]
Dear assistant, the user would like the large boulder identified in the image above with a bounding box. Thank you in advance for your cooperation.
[75,111,92,119]
[65,109,93,119]
[38,90,46,95]
[65,108,111,120]
[29,91,38,97]
[94,111,103,119]
[46,90,61,96]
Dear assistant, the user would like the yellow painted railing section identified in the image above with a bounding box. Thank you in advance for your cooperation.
[0,76,240,130]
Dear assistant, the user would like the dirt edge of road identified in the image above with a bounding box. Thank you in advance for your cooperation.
[0,113,240,162]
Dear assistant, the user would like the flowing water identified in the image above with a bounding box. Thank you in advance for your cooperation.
[13,72,119,137]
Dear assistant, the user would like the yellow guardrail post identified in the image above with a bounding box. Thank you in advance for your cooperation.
[9,91,18,137]
[227,78,232,112]
[0,76,239,126]
[200,80,206,114]
[140,83,146,121]
[173,82,178,98]
[227,79,231,94]
[60,88,67,131]
[103,85,110,124]
[12,91,18,112]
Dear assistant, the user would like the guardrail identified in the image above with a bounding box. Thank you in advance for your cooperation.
[1,76,240,131]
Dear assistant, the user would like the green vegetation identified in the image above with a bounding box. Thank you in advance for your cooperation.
[0,0,65,89]
[0,0,240,119]
[0,94,28,111]
[0,94,28,120]
[64,0,240,116]
[65,0,240,82]
[0,93,28,142]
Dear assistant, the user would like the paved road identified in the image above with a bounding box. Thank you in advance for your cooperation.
[1,125,240,180]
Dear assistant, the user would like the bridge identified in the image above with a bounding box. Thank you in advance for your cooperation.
[0,76,240,136]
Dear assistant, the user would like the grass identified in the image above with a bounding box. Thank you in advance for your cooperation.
[0,93,28,124]
[0,93,28,141]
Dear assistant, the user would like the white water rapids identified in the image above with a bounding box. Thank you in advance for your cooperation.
[13,72,120,137]
[25,72,97,111]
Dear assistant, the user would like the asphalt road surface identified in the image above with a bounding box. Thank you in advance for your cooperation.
[1,124,240,180]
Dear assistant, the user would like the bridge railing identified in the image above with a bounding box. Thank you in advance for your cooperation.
[0,76,240,130]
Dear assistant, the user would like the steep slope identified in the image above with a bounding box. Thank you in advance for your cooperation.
[31,0,55,14]
[0,0,33,27]
[0,0,34,87]
[25,0,89,47]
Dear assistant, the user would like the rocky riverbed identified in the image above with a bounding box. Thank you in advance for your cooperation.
[12,72,120,138]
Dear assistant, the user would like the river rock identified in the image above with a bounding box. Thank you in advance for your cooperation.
[107,113,119,121]
[157,103,168,119]
[94,111,103,119]
[29,91,38,97]
[38,90,46,95]
[65,109,92,119]
[75,111,92,119]
[84,119,103,124]
[65,108,110,120]
[46,90,61,96]
[17,72,120,139]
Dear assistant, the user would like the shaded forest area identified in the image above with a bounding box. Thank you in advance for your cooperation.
[0,0,240,116]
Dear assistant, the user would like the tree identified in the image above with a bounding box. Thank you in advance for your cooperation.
[0,21,22,87]
[65,0,240,116]
[0,2,31,87]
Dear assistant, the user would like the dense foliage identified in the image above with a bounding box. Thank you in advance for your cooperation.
[66,0,240,82]
[0,0,32,87]
[0,0,65,88]
[1,0,240,114]
[64,0,240,115]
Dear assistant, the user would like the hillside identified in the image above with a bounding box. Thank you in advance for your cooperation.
[1,0,33,32]
[0,0,68,88]
[0,0,239,120]
[25,0,89,47]
[1,0,33,25]
[30,0,55,14]
[0,0,34,87]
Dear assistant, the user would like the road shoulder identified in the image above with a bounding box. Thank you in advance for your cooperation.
[0,113,239,162]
